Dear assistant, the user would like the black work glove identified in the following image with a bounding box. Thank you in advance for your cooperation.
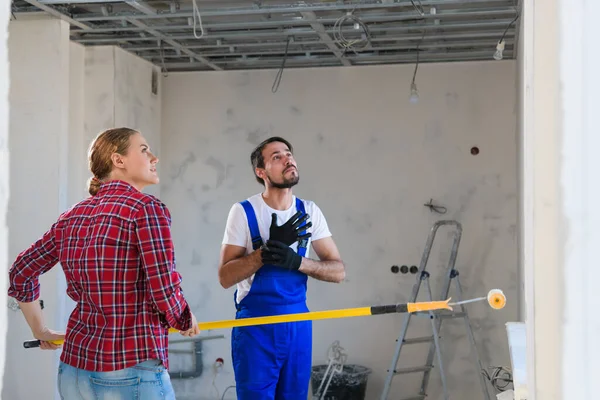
[269,211,312,246]
[261,240,303,271]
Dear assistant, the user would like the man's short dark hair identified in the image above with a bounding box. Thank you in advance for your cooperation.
[250,136,294,186]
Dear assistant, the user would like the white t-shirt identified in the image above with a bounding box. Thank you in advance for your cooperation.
[222,193,332,304]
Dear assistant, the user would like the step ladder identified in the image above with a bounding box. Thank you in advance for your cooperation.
[380,220,492,400]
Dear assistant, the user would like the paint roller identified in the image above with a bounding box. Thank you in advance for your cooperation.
[22,289,506,349]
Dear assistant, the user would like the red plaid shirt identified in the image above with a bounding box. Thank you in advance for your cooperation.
[8,180,192,371]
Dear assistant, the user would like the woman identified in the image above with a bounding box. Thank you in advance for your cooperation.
[8,127,199,399]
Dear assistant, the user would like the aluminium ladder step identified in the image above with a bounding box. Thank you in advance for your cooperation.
[393,365,433,375]
[412,312,467,319]
[402,336,435,344]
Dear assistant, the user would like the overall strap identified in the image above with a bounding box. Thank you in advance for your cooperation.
[295,197,308,257]
[240,200,263,250]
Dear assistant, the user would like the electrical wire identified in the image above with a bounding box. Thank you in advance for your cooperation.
[411,29,426,86]
[159,41,168,77]
[220,385,236,400]
[10,0,17,20]
[423,198,447,214]
[271,36,291,93]
[481,366,513,392]
[191,0,205,39]
[332,11,371,54]
[499,12,520,44]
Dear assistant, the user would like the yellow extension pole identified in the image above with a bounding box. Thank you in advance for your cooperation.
[23,299,452,349]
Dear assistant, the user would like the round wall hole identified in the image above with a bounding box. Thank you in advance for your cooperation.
[391,265,399,274]
[470,146,480,155]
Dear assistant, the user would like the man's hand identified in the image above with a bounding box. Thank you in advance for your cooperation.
[180,312,201,337]
[261,240,302,271]
[269,211,312,246]
[33,327,65,351]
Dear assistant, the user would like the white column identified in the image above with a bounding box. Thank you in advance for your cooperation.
[0,2,11,396]
[558,0,600,398]
[522,0,562,396]
[523,0,600,398]
[5,18,70,399]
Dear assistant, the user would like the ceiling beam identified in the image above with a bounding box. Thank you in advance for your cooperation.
[300,11,351,67]
[139,39,506,59]
[125,18,222,71]
[69,16,515,34]
[65,2,518,22]
[96,19,516,47]
[124,0,157,15]
[74,19,517,43]
[115,0,220,70]
[74,27,515,45]
[160,49,514,69]
[21,0,92,30]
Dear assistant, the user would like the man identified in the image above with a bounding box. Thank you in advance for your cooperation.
[218,136,346,400]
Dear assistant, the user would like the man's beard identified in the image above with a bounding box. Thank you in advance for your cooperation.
[268,171,299,189]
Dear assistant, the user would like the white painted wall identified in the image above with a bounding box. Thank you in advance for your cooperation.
[516,3,526,323]
[4,18,71,400]
[114,47,162,178]
[69,42,87,206]
[4,22,162,399]
[0,2,11,395]
[517,1,600,399]
[83,46,162,198]
[55,42,86,342]
[160,62,519,399]
[558,0,600,398]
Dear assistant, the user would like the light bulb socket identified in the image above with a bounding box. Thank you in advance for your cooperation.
[493,40,505,60]
[409,82,419,103]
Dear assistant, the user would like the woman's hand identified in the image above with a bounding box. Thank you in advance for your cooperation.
[179,312,201,337]
[33,327,65,350]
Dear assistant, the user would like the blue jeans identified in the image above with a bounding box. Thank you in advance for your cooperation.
[57,359,176,400]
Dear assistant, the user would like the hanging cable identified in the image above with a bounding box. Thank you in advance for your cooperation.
[220,386,236,400]
[191,0,205,39]
[499,13,520,44]
[159,41,169,77]
[412,29,426,85]
[272,36,291,93]
[409,28,426,103]
[332,10,371,54]
[10,0,17,20]
[494,11,520,60]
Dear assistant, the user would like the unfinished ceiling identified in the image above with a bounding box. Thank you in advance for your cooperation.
[11,0,521,72]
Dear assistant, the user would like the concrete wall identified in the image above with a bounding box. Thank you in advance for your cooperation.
[160,61,519,399]
[4,18,71,400]
[4,22,162,399]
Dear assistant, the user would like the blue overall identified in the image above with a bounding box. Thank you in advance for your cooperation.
[231,198,312,400]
